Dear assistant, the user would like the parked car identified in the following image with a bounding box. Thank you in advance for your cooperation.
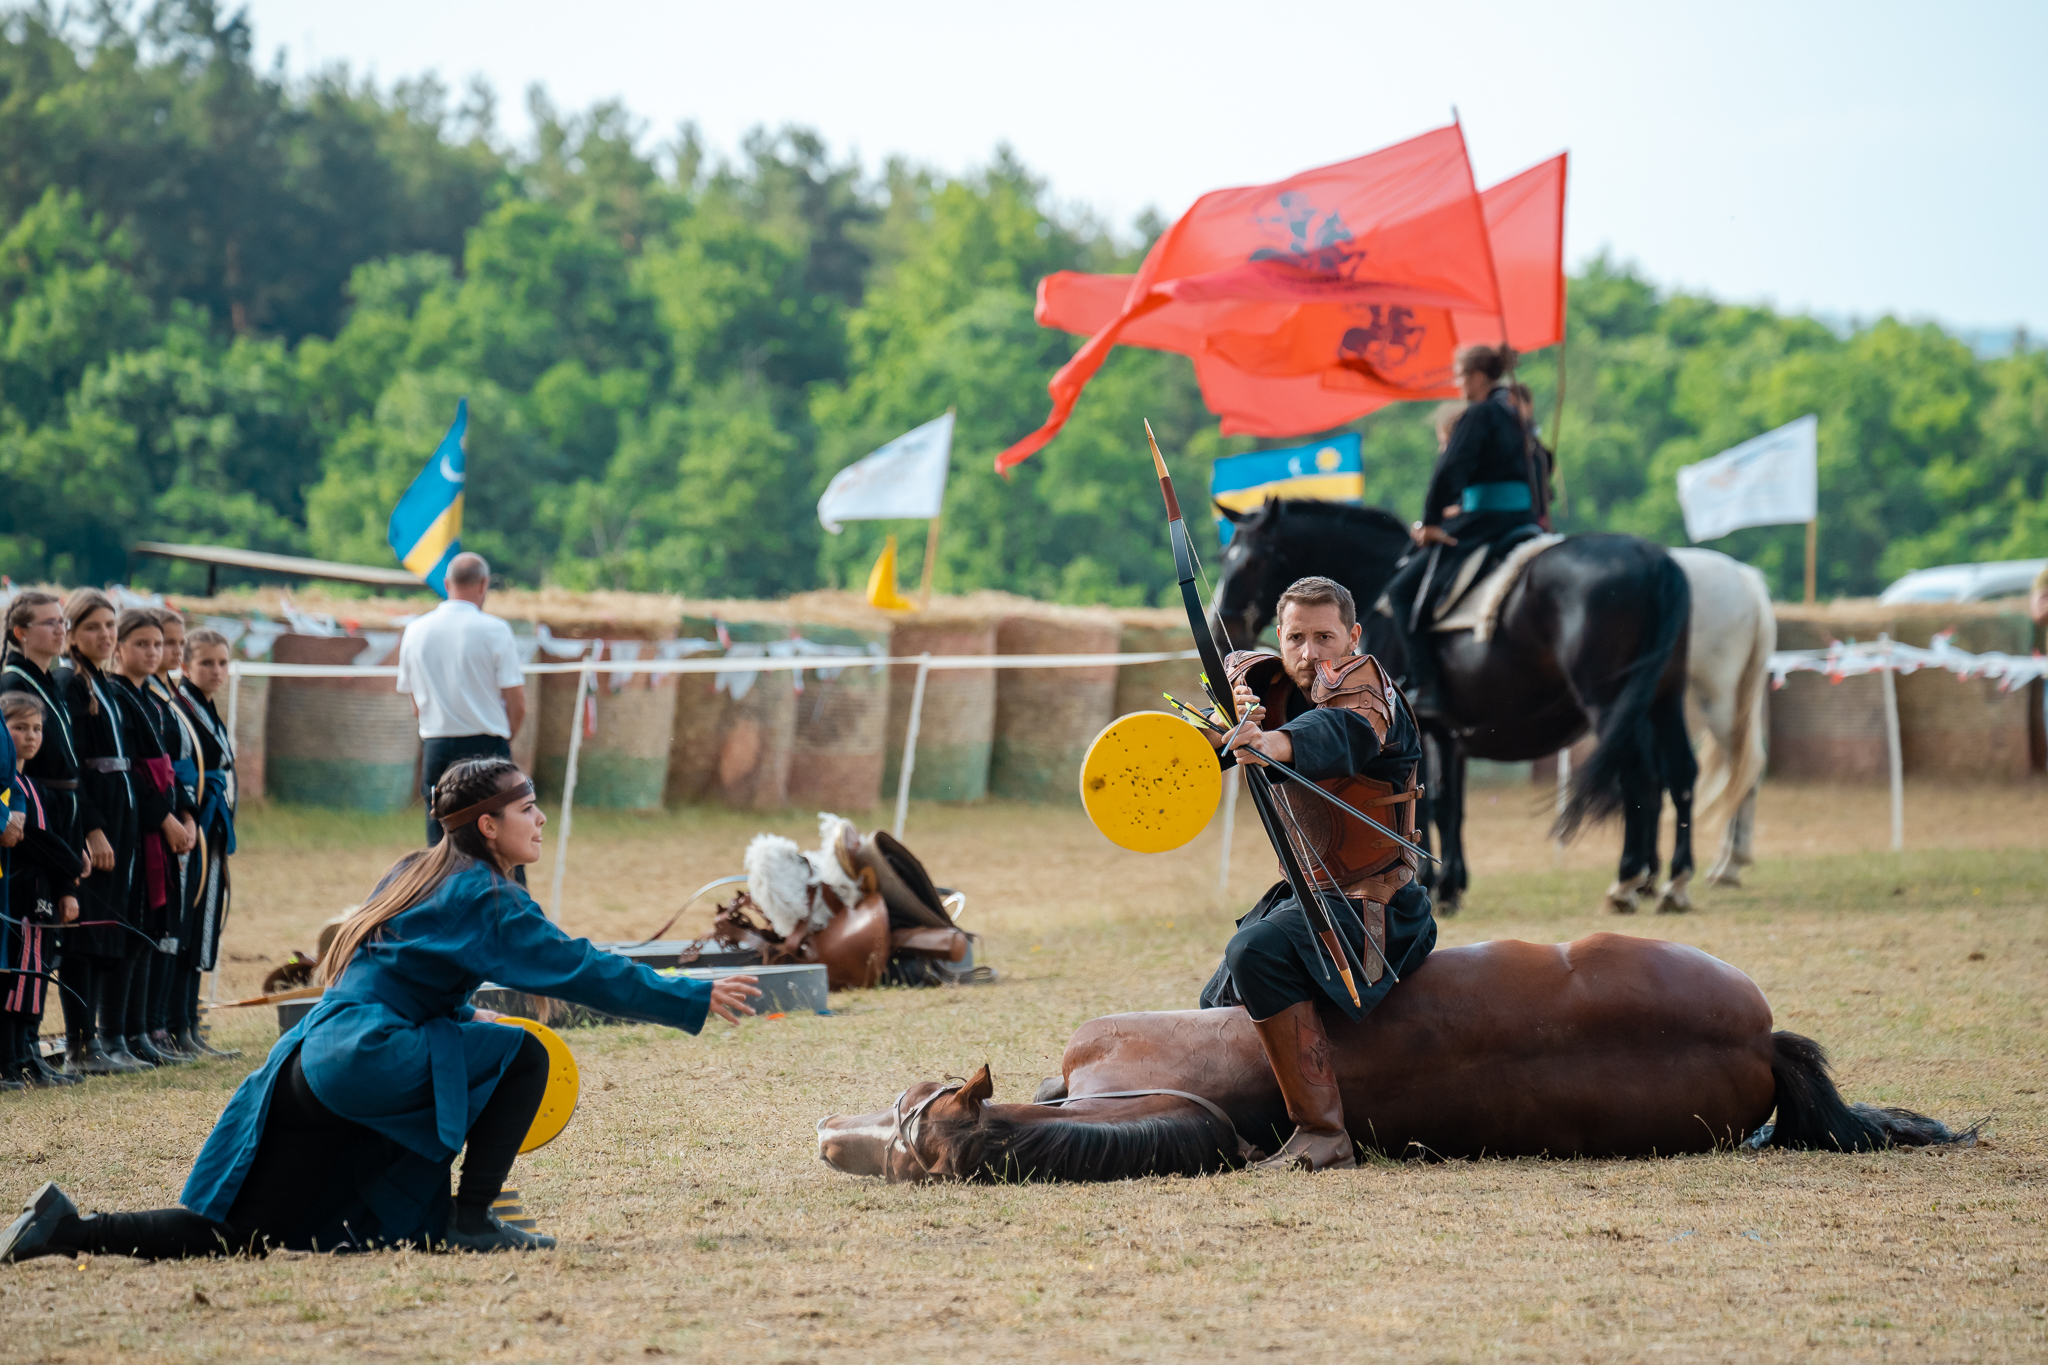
[1878,559,2048,604]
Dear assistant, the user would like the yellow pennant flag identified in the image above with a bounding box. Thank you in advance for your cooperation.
[865,535,917,612]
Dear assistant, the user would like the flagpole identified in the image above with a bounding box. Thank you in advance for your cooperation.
[1549,328,1570,520]
[918,407,954,611]
[1805,518,1818,605]
[918,514,941,611]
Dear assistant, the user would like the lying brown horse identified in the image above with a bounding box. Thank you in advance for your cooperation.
[818,934,1962,1181]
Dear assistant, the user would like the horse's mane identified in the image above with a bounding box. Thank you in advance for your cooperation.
[930,1109,1244,1183]
[1271,499,1408,536]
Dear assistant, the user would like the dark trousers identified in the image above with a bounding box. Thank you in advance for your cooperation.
[421,736,524,886]
[63,1033,549,1258]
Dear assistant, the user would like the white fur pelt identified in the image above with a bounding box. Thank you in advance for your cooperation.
[744,812,864,937]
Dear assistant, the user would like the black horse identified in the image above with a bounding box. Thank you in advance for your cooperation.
[1209,500,1696,914]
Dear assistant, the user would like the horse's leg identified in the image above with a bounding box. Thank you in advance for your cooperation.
[1428,724,1465,916]
[1603,792,1655,914]
[1655,692,1699,914]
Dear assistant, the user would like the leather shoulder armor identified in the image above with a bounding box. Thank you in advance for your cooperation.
[1309,654,1398,741]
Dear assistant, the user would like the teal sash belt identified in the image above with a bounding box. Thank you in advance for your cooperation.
[1460,481,1534,513]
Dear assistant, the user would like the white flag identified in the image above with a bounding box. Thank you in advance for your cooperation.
[1675,414,1818,543]
[817,413,954,534]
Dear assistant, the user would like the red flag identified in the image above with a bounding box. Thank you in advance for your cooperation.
[996,125,1498,472]
[1454,152,1568,351]
[1028,150,1569,443]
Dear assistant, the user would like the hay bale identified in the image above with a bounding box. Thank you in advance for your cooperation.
[666,617,795,810]
[1111,608,1202,721]
[990,609,1121,803]
[231,673,269,802]
[1770,600,2039,783]
[884,615,998,803]
[534,623,678,810]
[788,622,891,812]
[265,634,420,810]
[1765,611,1886,781]
[1888,607,2036,782]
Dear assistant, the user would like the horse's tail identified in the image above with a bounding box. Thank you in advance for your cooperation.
[1555,548,1691,841]
[1695,563,1775,830]
[1758,1032,1973,1151]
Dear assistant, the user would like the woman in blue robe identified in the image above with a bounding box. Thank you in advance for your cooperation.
[1,757,761,1259]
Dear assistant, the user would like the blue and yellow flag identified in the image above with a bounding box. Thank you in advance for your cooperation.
[388,400,467,596]
[1211,434,1364,544]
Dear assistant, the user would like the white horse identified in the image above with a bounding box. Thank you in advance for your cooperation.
[1670,547,1774,896]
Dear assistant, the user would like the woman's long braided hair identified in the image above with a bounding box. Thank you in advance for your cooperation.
[318,757,525,985]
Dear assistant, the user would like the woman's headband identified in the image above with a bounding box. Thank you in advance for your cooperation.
[437,775,536,832]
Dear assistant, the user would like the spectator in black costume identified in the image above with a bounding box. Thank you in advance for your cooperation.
[2,591,95,1074]
[58,589,149,1075]
[171,628,239,1059]
[1379,343,1548,714]
[104,610,198,1068]
[142,608,204,1062]
[1,692,84,1088]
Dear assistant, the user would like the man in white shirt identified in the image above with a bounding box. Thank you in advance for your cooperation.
[396,552,528,853]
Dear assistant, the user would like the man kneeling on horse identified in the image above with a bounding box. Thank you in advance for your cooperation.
[1198,576,1436,1172]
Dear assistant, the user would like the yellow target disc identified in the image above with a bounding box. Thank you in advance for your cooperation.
[1080,711,1224,854]
[494,1017,581,1153]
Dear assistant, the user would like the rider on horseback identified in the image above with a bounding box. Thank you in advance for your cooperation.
[1380,343,1551,715]
[1198,576,1435,1172]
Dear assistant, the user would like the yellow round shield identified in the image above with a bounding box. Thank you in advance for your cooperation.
[1080,711,1223,854]
[494,1016,581,1153]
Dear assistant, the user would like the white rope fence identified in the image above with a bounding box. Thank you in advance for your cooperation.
[221,648,1206,919]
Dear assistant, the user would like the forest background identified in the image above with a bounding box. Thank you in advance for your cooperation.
[3,3,2045,606]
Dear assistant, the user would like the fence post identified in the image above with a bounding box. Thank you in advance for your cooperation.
[1879,633,1904,852]
[550,663,593,918]
[1216,766,1239,904]
[893,653,931,840]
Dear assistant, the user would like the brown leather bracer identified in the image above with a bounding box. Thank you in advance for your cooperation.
[1223,651,1421,982]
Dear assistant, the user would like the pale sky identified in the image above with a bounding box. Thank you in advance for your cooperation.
[243,0,2047,337]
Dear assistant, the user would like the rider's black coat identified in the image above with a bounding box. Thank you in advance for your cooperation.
[1420,386,1545,532]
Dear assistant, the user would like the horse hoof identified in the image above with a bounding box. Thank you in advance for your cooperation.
[1435,897,1460,918]
[1605,896,1637,915]
[1703,870,1741,888]
[1656,894,1692,915]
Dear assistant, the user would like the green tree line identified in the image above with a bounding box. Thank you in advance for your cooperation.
[3,2,2043,604]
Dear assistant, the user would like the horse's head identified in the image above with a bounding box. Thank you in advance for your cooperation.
[1209,500,1285,649]
[1208,498,1413,652]
[816,1065,995,1182]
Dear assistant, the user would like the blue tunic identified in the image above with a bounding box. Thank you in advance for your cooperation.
[181,862,712,1246]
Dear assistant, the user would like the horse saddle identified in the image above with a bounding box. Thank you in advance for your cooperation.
[741,815,978,991]
[1430,530,1565,638]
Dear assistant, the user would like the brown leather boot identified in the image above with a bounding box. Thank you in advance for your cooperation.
[1249,1001,1357,1172]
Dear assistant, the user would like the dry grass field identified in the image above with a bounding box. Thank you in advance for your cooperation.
[2,778,2044,1362]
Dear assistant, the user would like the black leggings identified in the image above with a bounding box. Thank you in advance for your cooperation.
[67,1032,550,1259]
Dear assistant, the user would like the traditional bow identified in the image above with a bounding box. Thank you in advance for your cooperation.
[1144,421,1367,1009]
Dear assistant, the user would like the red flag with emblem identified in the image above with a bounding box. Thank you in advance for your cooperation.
[996,125,1500,470]
[1022,146,1568,444]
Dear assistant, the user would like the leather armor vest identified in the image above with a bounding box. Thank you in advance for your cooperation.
[1223,650,1421,982]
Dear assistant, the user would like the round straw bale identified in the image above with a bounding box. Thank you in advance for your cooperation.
[265,633,421,811]
[884,617,997,803]
[1765,611,1886,782]
[1887,606,2036,782]
[990,610,1121,803]
[533,622,678,809]
[1111,609,1203,721]
[666,616,794,810]
[788,622,891,812]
